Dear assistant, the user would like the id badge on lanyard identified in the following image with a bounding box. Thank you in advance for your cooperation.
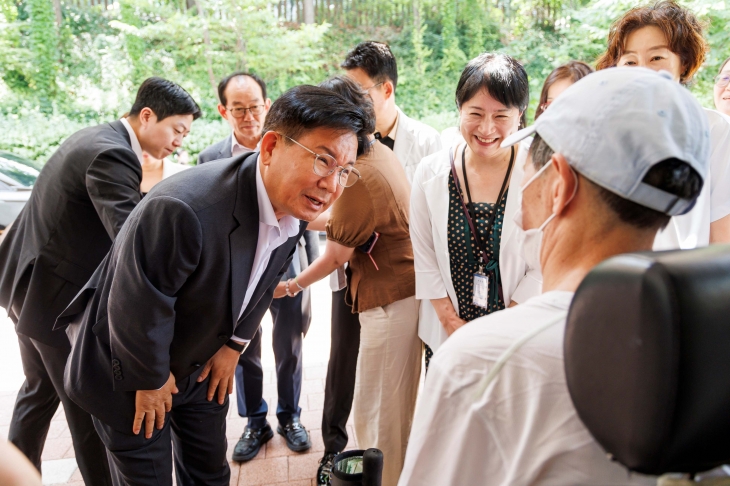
[473,266,490,309]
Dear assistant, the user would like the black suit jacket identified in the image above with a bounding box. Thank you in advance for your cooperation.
[56,153,306,432]
[198,136,319,335]
[197,136,233,165]
[0,120,142,347]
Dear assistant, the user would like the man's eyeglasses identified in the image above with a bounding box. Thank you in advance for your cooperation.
[226,105,266,118]
[364,82,383,93]
[715,74,730,88]
[282,134,360,188]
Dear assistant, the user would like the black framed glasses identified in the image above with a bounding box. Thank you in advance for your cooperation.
[227,105,266,118]
[715,74,730,88]
[282,134,360,188]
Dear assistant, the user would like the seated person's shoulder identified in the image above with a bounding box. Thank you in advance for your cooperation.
[433,291,574,381]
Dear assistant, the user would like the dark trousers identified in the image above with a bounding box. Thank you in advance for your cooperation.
[235,290,304,428]
[92,373,229,486]
[9,333,112,486]
[321,287,361,453]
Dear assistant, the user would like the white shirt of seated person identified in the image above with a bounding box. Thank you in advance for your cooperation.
[399,161,657,486]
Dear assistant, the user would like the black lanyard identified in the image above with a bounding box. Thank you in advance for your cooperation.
[450,144,514,267]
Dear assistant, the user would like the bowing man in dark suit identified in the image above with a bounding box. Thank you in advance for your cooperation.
[0,77,200,485]
[199,71,320,459]
[56,85,373,486]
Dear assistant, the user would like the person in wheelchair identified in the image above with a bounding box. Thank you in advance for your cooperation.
[398,67,710,485]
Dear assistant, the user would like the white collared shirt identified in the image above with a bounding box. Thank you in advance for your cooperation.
[399,291,655,486]
[120,118,144,165]
[231,133,257,157]
[230,157,300,343]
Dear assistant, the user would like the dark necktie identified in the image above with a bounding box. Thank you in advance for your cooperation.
[375,132,395,151]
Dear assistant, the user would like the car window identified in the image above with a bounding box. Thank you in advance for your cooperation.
[0,157,40,187]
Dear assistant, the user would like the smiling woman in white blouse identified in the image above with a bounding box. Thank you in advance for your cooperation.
[410,53,542,366]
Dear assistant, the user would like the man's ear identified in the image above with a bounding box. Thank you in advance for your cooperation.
[551,153,578,215]
[264,98,272,110]
[259,131,279,167]
[216,104,227,119]
[383,80,395,100]
[138,107,155,128]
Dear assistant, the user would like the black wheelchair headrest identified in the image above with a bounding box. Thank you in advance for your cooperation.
[564,245,730,475]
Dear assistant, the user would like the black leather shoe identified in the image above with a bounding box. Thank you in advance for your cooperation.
[232,423,274,462]
[277,417,312,452]
[317,451,338,486]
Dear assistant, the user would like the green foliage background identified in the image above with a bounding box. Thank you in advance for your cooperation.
[0,0,728,163]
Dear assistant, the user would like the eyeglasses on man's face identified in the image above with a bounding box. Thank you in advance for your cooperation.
[281,134,360,188]
[715,74,730,88]
[364,82,383,93]
[226,105,266,118]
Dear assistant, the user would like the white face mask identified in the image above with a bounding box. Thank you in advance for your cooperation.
[513,159,578,274]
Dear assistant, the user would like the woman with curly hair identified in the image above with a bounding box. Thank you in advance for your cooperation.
[595,0,730,248]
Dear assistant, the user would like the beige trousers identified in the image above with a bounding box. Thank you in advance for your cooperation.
[353,295,422,486]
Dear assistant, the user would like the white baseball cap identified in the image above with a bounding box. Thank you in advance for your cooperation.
[502,67,710,216]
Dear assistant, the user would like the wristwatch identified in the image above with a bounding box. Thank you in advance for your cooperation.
[225,339,247,354]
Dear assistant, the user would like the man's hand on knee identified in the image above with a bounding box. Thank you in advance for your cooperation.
[133,372,178,438]
[197,344,239,405]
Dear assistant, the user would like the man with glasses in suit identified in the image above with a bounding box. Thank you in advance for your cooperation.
[198,72,271,162]
[198,72,318,462]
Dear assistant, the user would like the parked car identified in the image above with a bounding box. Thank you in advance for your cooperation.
[0,151,40,230]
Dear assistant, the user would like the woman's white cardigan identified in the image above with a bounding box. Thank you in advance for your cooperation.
[409,142,542,351]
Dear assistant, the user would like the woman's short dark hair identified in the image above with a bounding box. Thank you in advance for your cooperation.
[318,76,376,132]
[529,134,702,230]
[217,72,267,106]
[595,1,708,85]
[455,53,530,128]
[262,85,374,158]
[535,61,594,120]
[129,77,201,121]
[341,41,398,90]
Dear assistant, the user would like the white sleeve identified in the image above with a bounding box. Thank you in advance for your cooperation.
[410,163,448,301]
[510,269,543,304]
[708,111,730,222]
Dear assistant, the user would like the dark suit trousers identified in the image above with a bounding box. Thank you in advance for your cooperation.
[9,333,112,486]
[321,287,361,453]
[92,373,229,486]
[235,289,303,428]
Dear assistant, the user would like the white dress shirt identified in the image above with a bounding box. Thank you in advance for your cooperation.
[230,157,300,344]
[399,291,655,486]
[231,133,257,157]
[120,118,144,165]
[391,107,442,184]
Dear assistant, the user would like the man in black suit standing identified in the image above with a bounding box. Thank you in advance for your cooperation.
[199,71,319,460]
[56,86,372,486]
[0,77,200,485]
